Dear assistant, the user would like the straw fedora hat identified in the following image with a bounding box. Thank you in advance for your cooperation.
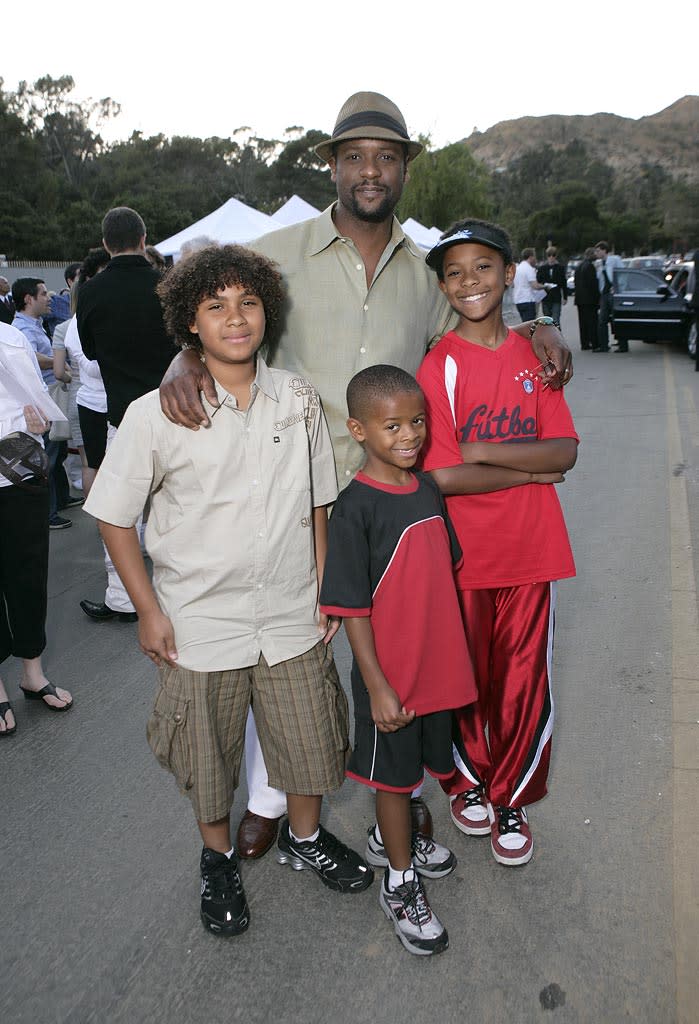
[315,91,423,164]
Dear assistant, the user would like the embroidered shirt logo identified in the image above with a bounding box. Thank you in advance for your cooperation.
[514,368,537,395]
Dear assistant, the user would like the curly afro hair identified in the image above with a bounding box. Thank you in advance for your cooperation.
[157,244,285,359]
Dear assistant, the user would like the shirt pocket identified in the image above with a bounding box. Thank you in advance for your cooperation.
[270,426,311,493]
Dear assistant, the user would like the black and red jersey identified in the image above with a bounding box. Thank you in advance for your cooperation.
[320,470,476,716]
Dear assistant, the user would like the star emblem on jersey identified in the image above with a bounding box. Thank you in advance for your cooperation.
[514,369,537,394]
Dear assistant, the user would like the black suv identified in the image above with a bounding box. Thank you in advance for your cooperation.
[611,263,694,347]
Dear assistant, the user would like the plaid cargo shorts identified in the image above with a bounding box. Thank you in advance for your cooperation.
[146,641,349,822]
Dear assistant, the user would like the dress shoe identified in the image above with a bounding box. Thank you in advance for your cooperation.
[410,797,433,838]
[80,599,138,623]
[236,810,282,859]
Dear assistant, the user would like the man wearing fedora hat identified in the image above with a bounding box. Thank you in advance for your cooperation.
[159,90,573,861]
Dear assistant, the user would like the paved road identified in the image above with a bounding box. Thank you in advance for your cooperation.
[2,306,698,1024]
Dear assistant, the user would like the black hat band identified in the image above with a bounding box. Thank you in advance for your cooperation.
[332,110,409,141]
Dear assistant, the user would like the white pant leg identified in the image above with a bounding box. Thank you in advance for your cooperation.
[245,708,287,818]
[103,422,141,614]
[411,783,424,799]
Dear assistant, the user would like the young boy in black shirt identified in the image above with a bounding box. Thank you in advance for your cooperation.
[320,365,477,956]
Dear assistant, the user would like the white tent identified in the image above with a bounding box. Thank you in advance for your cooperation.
[273,195,321,226]
[154,197,284,257]
[401,218,443,251]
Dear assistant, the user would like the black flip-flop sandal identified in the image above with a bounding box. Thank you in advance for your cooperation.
[20,683,73,712]
[0,700,17,736]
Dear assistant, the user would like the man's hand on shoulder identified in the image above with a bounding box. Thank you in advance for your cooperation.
[525,322,573,390]
[159,348,219,429]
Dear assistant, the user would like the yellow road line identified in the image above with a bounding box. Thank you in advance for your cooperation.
[665,350,699,1024]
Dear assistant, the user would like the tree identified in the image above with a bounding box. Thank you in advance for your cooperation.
[397,142,491,230]
[266,128,334,212]
[8,75,119,190]
[660,179,699,252]
[526,186,605,255]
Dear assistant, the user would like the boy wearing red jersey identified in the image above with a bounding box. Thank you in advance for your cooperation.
[417,220,578,866]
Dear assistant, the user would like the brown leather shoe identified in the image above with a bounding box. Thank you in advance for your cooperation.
[410,797,433,837]
[236,810,282,860]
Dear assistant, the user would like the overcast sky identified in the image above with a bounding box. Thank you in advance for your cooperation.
[4,2,697,149]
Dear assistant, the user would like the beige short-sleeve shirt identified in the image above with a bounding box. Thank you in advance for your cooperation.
[253,206,455,485]
[84,358,338,671]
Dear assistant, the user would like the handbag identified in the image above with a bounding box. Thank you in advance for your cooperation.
[0,431,49,490]
[48,381,71,441]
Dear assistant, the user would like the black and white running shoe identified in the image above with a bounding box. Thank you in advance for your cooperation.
[276,819,374,893]
[379,869,449,956]
[365,825,457,878]
[199,847,250,936]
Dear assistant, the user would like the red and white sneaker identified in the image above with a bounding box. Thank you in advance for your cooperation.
[489,805,533,866]
[450,786,490,836]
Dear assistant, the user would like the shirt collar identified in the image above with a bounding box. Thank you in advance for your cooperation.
[106,254,152,269]
[305,203,422,260]
[205,354,279,411]
[13,312,45,335]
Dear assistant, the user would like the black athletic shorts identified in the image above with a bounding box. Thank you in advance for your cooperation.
[346,663,455,792]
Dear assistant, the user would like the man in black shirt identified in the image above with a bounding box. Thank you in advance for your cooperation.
[573,249,600,350]
[536,246,568,324]
[77,207,176,622]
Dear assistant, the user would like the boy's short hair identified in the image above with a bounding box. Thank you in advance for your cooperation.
[102,206,146,253]
[80,247,111,282]
[156,243,285,359]
[64,262,81,284]
[11,277,44,311]
[595,240,610,253]
[346,364,422,421]
[426,218,514,280]
[520,247,536,261]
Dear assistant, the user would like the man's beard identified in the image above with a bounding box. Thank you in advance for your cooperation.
[348,188,396,223]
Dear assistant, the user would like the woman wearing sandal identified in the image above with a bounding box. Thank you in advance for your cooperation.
[0,321,73,736]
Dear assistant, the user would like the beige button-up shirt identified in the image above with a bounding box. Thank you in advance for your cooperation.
[253,205,454,484]
[84,358,338,671]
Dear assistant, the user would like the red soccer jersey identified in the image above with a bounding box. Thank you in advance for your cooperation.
[417,329,578,590]
[319,472,476,716]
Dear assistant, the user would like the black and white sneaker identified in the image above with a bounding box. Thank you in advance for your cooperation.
[276,819,374,893]
[365,825,457,878]
[379,869,449,956]
[199,847,250,936]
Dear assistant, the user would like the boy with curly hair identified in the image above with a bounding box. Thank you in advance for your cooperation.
[84,244,373,937]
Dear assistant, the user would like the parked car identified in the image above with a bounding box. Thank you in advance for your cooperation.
[681,261,697,358]
[626,256,666,272]
[663,253,684,272]
[611,265,693,346]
